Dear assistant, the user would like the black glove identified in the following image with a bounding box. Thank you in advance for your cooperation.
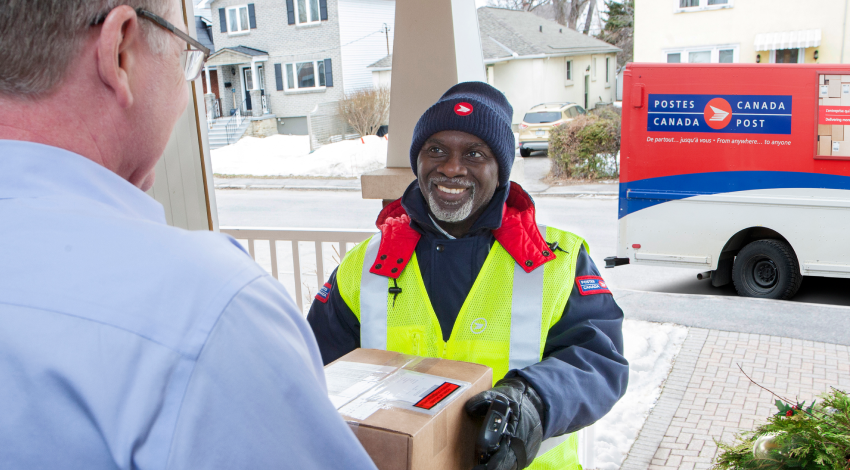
[465,377,544,470]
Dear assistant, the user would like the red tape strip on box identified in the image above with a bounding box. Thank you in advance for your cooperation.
[414,382,461,410]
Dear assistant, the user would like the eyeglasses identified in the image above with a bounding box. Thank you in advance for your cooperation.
[92,9,211,82]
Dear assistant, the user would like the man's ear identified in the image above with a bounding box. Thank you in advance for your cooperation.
[96,6,142,109]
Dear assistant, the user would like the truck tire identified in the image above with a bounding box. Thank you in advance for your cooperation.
[519,147,532,157]
[732,239,802,300]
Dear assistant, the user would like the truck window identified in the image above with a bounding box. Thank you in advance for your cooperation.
[574,106,586,115]
[523,112,561,124]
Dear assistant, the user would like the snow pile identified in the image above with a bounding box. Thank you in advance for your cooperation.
[211,134,387,178]
[593,320,689,470]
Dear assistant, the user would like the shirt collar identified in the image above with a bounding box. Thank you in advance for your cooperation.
[0,140,167,224]
[400,180,510,239]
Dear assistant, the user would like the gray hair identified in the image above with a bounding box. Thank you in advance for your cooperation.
[0,0,175,97]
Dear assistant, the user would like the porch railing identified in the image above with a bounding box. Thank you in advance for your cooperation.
[220,227,375,313]
[225,99,249,145]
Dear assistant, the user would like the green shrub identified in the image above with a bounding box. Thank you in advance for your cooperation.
[548,106,621,180]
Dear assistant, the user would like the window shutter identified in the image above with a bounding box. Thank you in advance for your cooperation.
[274,64,284,91]
[286,0,295,25]
[319,0,328,20]
[324,59,333,87]
[248,4,257,29]
[219,8,227,33]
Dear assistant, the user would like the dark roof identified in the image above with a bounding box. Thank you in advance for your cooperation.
[195,17,214,53]
[228,45,268,56]
[477,7,620,60]
[368,8,619,69]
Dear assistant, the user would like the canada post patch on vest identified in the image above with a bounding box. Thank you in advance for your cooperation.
[315,282,333,303]
[575,276,611,295]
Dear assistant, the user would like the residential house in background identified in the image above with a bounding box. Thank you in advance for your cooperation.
[635,0,848,65]
[201,0,394,147]
[368,7,620,127]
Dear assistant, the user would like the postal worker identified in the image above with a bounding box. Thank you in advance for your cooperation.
[308,82,628,470]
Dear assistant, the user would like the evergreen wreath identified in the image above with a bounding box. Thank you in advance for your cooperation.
[711,366,850,469]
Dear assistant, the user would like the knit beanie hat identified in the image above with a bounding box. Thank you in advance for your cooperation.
[409,81,515,188]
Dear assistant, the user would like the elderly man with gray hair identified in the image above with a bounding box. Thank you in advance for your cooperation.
[0,1,376,469]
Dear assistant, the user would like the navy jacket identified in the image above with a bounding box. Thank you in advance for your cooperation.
[307,182,628,439]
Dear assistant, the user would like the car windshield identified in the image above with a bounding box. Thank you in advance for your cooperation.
[523,111,562,124]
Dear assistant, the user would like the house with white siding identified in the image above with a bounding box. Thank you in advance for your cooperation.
[202,0,395,139]
[368,7,620,127]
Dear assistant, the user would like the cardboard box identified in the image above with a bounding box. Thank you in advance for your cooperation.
[833,140,850,156]
[826,75,842,81]
[820,75,826,85]
[842,84,850,105]
[842,75,850,83]
[829,79,841,98]
[833,124,845,141]
[820,84,830,98]
[822,97,841,106]
[819,124,832,136]
[820,136,832,156]
[326,349,492,470]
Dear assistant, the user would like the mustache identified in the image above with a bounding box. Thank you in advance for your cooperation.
[428,176,475,188]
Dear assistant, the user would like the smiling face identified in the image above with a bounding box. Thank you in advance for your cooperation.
[417,130,499,233]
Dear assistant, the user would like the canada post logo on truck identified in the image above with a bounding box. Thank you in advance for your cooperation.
[647,94,792,134]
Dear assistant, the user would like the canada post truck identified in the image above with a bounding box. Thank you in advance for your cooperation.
[606,63,850,300]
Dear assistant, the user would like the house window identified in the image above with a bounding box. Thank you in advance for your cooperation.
[665,45,739,63]
[605,57,611,85]
[592,57,597,81]
[286,60,326,90]
[296,0,321,24]
[676,0,731,11]
[227,5,249,34]
[565,60,573,85]
[772,48,803,64]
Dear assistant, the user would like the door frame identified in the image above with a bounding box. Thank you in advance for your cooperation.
[241,64,265,110]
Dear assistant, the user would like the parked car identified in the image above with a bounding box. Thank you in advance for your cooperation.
[517,102,586,157]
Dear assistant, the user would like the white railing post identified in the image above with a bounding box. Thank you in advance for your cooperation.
[578,425,595,469]
[220,228,376,314]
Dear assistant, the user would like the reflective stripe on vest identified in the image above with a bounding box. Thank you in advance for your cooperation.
[508,225,547,371]
[360,233,386,350]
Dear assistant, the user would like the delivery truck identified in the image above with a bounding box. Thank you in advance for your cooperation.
[605,63,850,300]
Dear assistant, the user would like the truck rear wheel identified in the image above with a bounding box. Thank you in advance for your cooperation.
[519,147,532,157]
[732,239,802,300]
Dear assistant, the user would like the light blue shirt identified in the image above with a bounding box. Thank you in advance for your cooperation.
[0,141,377,470]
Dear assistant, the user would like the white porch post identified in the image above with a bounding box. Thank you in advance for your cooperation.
[360,0,486,202]
[205,66,213,93]
[251,60,260,91]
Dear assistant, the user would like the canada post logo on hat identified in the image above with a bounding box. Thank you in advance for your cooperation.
[454,102,473,116]
[647,94,792,134]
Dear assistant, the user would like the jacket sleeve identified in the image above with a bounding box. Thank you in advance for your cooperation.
[505,245,629,440]
[307,267,361,365]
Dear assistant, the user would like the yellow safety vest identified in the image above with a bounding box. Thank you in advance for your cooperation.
[337,225,587,470]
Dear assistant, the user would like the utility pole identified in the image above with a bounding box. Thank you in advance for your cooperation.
[382,23,391,57]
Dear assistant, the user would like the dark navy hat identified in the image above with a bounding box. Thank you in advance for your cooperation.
[409,81,515,188]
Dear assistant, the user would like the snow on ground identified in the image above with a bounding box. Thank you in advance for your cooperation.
[593,319,689,470]
[211,134,387,178]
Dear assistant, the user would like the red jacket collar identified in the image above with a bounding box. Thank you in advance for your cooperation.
[369,182,555,279]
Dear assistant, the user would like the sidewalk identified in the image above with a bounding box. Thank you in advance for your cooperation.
[614,289,850,470]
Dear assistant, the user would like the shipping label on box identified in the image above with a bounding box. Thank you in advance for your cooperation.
[821,85,830,97]
[842,84,850,105]
[326,349,493,470]
[819,136,832,156]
